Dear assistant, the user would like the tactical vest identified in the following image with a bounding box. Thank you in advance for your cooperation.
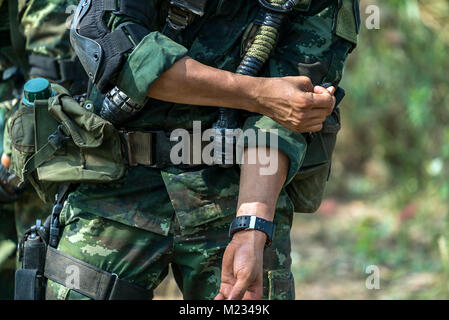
[13,0,360,301]
[9,0,360,208]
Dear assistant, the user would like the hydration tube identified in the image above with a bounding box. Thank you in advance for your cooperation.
[212,0,301,166]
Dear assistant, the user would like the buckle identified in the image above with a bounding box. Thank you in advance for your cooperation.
[123,131,154,166]
[106,273,119,300]
[166,4,194,31]
[48,125,70,150]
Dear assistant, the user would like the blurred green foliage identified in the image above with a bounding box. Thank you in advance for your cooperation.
[290,0,449,299]
[334,0,449,202]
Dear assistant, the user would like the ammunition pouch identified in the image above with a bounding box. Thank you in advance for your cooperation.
[70,0,151,93]
[8,83,126,203]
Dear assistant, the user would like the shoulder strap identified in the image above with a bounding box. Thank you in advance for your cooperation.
[22,126,69,182]
[45,247,153,300]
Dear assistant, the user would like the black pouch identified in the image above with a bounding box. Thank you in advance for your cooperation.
[15,221,48,300]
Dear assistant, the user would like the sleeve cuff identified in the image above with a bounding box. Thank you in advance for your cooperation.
[237,115,308,186]
[116,32,188,105]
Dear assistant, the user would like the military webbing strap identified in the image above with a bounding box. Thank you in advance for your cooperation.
[21,126,68,182]
[122,131,212,168]
[44,247,153,300]
[28,54,87,87]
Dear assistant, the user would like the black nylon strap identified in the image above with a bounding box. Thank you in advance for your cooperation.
[44,247,152,300]
[14,269,42,300]
[115,1,152,28]
[29,54,87,85]
[123,23,151,46]
[109,28,134,53]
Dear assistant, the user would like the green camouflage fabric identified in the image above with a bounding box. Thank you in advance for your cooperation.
[4,0,78,235]
[46,0,358,300]
[46,187,294,300]
[0,0,79,299]
[17,0,86,94]
[0,102,16,300]
[10,0,80,234]
[19,0,75,60]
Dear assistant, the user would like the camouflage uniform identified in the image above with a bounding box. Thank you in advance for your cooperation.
[46,0,359,300]
[0,0,84,299]
[12,0,84,238]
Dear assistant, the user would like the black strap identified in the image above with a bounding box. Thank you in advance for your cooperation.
[28,54,88,94]
[48,182,71,248]
[122,130,211,169]
[44,247,153,300]
[14,269,43,300]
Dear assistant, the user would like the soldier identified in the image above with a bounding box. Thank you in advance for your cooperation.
[16,0,359,300]
[0,0,87,299]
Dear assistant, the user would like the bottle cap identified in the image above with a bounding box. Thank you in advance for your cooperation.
[23,78,52,106]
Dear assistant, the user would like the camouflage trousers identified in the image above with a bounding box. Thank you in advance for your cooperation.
[46,203,295,300]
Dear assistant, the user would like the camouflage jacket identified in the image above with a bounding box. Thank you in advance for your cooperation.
[18,0,76,60]
[65,0,359,235]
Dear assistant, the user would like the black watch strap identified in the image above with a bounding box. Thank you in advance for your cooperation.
[228,216,274,246]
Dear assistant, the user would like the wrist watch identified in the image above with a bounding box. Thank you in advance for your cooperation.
[228,216,274,246]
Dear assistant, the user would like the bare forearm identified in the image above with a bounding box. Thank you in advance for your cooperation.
[148,56,260,112]
[216,147,289,300]
[237,147,289,222]
[147,56,336,134]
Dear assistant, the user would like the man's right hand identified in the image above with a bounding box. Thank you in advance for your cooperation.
[253,76,336,133]
[147,57,335,133]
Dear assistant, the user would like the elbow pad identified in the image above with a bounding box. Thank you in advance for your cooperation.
[70,0,152,93]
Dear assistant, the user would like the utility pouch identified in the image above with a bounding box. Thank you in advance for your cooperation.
[286,107,341,213]
[15,220,48,300]
[9,83,126,202]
